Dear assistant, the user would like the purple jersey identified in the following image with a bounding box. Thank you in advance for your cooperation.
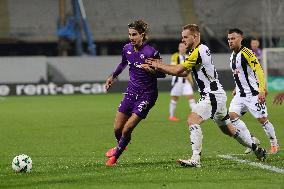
[113,42,165,118]
[114,43,164,93]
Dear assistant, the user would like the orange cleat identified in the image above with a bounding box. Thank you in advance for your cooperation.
[105,147,117,158]
[105,146,128,158]
[106,156,118,166]
[168,116,180,121]
[270,144,280,154]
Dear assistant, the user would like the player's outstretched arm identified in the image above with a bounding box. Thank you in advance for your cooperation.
[140,63,156,74]
[145,58,188,77]
[105,59,128,91]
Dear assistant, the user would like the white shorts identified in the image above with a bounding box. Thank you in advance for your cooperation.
[192,92,230,126]
[229,94,268,118]
[170,80,193,96]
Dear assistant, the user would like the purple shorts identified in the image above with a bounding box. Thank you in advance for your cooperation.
[118,91,158,119]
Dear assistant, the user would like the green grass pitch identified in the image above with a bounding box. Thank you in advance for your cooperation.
[0,91,283,188]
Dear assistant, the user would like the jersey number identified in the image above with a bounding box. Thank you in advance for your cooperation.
[255,102,265,111]
[138,101,149,112]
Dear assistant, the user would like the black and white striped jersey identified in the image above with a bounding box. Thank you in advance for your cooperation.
[181,44,224,96]
[229,46,265,97]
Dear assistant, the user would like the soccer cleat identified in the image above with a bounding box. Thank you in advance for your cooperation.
[177,159,201,168]
[244,136,260,154]
[254,147,267,161]
[106,156,117,166]
[168,116,180,121]
[270,144,280,154]
[105,147,117,158]
[105,146,128,158]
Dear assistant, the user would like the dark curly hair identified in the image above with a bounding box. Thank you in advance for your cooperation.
[128,19,149,41]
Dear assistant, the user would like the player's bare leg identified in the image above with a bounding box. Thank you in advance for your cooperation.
[106,113,142,166]
[105,112,129,158]
[114,112,130,142]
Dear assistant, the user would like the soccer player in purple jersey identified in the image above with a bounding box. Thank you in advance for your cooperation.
[104,20,165,166]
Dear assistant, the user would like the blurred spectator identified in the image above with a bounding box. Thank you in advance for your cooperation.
[250,38,262,64]
[168,42,196,121]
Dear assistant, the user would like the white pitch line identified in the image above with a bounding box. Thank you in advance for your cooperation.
[218,154,284,174]
[222,153,246,156]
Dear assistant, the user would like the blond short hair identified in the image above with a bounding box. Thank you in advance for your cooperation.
[182,24,200,34]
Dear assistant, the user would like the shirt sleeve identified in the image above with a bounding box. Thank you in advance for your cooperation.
[112,50,128,78]
[181,48,199,70]
[246,53,266,93]
[153,51,161,59]
[170,53,178,65]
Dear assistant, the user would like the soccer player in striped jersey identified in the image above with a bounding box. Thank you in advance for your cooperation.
[104,20,166,166]
[168,42,196,121]
[227,28,279,154]
[144,24,267,167]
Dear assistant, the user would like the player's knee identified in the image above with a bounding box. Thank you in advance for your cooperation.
[229,112,239,120]
[188,112,202,125]
[171,96,179,101]
[258,117,268,124]
[187,119,194,126]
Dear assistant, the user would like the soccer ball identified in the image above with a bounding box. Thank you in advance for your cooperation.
[12,154,32,173]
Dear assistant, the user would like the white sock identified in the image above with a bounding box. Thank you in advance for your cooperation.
[189,124,203,160]
[169,99,177,117]
[231,118,255,149]
[188,99,196,110]
[262,121,278,146]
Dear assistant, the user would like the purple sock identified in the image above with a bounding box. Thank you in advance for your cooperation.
[114,130,122,143]
[114,136,131,158]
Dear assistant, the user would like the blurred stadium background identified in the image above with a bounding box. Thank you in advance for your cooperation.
[0,0,283,96]
[1,1,284,188]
